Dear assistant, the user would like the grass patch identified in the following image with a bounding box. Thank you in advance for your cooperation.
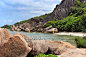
[34,53,58,57]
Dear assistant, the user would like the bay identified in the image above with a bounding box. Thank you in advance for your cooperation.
[7,29,77,47]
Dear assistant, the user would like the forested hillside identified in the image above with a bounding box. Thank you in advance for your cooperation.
[44,0,86,32]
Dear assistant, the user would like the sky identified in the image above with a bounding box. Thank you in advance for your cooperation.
[0,0,62,27]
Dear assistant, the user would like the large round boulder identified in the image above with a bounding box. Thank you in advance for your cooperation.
[13,33,32,47]
[10,25,15,31]
[29,40,76,56]
[29,40,48,56]
[0,28,12,47]
[0,36,32,57]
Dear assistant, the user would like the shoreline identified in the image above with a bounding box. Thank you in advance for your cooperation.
[54,32,86,37]
[7,29,86,37]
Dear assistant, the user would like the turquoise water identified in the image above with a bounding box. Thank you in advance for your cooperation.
[7,29,77,47]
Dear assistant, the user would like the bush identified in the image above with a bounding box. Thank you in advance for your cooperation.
[76,0,82,7]
[44,19,57,28]
[75,37,86,48]
[14,19,30,26]
[83,36,86,39]
[1,25,11,29]
[34,53,58,57]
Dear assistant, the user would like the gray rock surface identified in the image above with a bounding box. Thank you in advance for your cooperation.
[29,40,76,56]
[0,28,12,47]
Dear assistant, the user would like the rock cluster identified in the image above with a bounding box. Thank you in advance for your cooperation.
[10,23,32,32]
[29,40,76,57]
[10,23,58,33]
[44,26,58,33]
[0,28,86,57]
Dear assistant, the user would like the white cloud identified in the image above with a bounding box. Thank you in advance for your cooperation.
[8,20,13,22]
[2,0,61,10]
[2,0,61,5]
[0,0,62,23]
[3,0,34,5]
[0,1,13,9]
[45,0,62,2]
[1,0,62,13]
[0,1,6,7]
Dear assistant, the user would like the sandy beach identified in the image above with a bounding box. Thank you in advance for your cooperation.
[54,32,86,37]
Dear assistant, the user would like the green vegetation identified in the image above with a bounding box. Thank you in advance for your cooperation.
[75,36,86,48]
[34,53,58,57]
[44,0,86,32]
[52,39,54,41]
[44,19,57,28]
[1,25,11,29]
[14,19,30,26]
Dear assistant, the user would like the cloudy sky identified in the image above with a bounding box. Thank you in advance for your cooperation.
[0,0,62,27]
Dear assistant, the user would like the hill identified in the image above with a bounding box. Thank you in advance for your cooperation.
[44,0,86,32]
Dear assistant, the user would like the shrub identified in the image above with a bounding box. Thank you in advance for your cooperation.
[1,25,11,29]
[76,0,82,7]
[44,19,57,28]
[75,37,86,48]
[34,53,58,57]
[14,19,30,26]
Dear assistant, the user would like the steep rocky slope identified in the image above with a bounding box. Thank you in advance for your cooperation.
[42,0,86,23]
[26,0,80,26]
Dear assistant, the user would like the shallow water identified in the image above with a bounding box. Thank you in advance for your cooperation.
[7,29,77,47]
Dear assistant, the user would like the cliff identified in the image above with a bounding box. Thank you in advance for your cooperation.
[42,0,86,23]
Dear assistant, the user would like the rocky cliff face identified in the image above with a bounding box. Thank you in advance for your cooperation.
[42,0,86,23]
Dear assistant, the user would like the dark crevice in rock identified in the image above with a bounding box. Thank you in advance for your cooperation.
[26,50,34,57]
[45,49,51,55]
[21,29,24,31]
